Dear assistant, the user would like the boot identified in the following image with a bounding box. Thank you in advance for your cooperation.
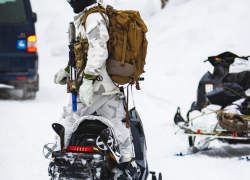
[120,161,139,180]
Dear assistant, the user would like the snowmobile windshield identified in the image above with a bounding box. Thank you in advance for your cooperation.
[0,0,27,24]
[206,52,239,66]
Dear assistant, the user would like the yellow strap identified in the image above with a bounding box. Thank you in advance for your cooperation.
[121,31,127,66]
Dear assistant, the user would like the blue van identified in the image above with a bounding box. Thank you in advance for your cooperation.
[0,0,38,99]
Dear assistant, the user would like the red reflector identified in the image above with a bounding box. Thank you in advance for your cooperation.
[67,146,94,152]
[197,129,201,134]
[27,47,37,52]
[27,35,37,53]
[16,77,27,80]
[233,133,237,137]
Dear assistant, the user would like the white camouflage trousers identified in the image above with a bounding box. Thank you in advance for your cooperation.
[58,93,135,163]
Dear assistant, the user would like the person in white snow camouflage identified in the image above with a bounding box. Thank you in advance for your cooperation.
[54,0,139,179]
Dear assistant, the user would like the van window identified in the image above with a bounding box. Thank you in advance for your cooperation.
[0,0,27,24]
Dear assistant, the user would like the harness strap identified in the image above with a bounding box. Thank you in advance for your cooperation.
[221,87,247,98]
[213,122,220,133]
[126,86,130,128]
[132,60,140,90]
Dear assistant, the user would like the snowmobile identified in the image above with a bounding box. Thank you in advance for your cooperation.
[43,87,162,180]
[173,52,250,151]
[188,51,249,112]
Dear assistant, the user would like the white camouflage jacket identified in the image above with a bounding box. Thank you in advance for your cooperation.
[74,0,119,95]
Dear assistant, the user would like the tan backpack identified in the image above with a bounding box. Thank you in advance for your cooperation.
[83,5,148,90]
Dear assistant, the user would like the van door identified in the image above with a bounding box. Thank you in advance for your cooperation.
[0,0,38,74]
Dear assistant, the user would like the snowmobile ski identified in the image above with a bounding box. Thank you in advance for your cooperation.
[174,148,212,157]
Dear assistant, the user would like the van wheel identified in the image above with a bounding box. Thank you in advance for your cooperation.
[22,88,36,100]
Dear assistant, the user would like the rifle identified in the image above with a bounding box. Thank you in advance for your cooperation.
[67,22,78,112]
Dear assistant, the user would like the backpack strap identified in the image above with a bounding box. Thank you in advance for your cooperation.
[82,5,107,31]
[97,4,108,27]
[121,31,127,66]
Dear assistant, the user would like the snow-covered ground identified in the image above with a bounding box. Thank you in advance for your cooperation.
[1,0,250,179]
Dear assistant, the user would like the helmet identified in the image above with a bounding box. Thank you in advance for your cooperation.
[67,0,97,14]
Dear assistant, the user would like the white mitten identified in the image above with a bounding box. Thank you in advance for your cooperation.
[54,69,69,85]
[79,78,94,107]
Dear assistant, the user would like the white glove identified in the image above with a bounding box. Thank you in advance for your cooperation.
[54,69,69,85]
[79,78,94,107]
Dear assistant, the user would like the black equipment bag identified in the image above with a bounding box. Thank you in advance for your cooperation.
[206,83,246,107]
[222,71,250,91]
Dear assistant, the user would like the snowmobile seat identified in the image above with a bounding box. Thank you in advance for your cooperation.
[70,120,108,147]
